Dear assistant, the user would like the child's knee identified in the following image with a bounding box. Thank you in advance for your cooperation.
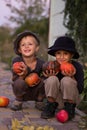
[61,76,74,86]
[46,76,59,84]
[13,78,26,88]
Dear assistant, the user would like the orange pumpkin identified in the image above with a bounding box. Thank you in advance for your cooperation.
[25,73,41,87]
[43,60,60,73]
[0,96,9,107]
[12,62,23,74]
[60,62,75,74]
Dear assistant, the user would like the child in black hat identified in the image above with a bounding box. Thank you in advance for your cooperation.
[11,30,45,111]
[41,36,84,120]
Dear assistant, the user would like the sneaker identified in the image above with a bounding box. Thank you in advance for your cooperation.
[10,100,22,111]
[41,101,58,119]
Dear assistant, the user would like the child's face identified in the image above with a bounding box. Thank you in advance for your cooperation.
[18,36,39,57]
[55,50,74,64]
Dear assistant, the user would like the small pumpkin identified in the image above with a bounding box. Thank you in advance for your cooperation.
[60,62,75,74]
[12,62,23,74]
[42,60,60,73]
[25,73,41,87]
[0,96,9,107]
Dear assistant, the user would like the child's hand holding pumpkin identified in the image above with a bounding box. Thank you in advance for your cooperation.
[42,61,60,77]
[60,62,76,77]
[12,62,28,78]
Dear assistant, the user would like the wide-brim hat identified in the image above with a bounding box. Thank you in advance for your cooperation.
[48,36,79,59]
[13,30,40,55]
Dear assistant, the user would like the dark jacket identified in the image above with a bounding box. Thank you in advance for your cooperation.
[56,60,84,94]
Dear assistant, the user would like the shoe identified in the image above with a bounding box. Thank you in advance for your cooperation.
[10,100,22,111]
[64,102,76,120]
[41,101,58,119]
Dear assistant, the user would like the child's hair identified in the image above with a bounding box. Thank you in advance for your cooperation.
[48,36,79,59]
[13,30,40,55]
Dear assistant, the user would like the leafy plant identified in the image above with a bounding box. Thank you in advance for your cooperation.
[77,69,87,113]
[82,69,87,101]
[63,0,87,63]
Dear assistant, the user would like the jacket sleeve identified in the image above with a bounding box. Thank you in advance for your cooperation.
[74,62,84,94]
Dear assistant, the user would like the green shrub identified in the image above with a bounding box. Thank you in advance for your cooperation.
[77,69,87,113]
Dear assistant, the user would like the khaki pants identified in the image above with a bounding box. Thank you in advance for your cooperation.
[44,76,80,109]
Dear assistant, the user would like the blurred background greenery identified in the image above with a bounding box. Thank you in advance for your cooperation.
[0,0,49,67]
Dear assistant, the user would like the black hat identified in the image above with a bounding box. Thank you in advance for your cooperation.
[48,36,79,59]
[13,30,40,55]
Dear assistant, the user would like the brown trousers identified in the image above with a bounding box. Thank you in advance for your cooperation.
[12,78,45,101]
[44,76,80,109]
